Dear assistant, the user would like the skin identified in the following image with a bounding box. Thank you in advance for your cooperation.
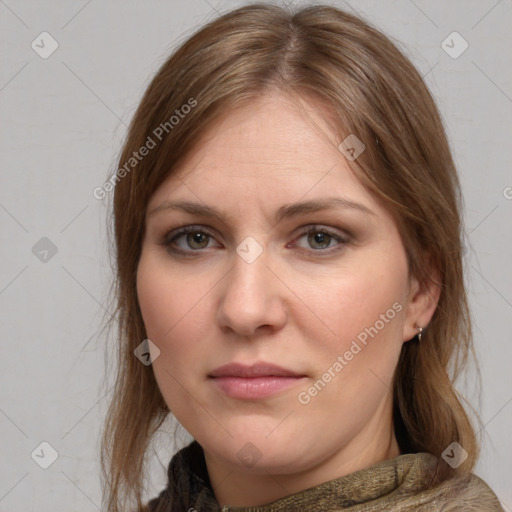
[136,91,440,507]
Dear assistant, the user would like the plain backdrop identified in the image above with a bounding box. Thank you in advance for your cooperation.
[1,1,511,510]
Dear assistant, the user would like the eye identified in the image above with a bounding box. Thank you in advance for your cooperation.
[306,231,334,250]
[292,226,349,253]
[183,231,210,250]
[160,224,349,256]
[160,226,221,254]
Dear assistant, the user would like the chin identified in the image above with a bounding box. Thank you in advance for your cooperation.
[202,425,315,473]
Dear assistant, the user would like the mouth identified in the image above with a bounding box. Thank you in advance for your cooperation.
[208,362,307,399]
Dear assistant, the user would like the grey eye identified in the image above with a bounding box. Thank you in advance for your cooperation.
[185,232,210,249]
[307,232,333,249]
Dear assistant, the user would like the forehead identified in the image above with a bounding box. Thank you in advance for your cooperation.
[147,92,374,214]
[178,93,339,175]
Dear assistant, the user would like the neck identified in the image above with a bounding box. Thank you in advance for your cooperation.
[204,400,400,507]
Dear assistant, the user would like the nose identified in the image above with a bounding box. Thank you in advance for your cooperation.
[217,249,287,337]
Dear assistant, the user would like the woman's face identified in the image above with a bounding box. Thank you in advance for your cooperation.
[137,92,430,493]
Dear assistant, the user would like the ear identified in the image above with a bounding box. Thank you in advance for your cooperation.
[402,267,442,342]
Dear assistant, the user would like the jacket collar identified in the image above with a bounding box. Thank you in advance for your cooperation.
[149,441,502,512]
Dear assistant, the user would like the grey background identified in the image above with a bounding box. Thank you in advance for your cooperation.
[1,0,511,510]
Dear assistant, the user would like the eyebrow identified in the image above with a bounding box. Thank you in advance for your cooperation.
[148,197,375,223]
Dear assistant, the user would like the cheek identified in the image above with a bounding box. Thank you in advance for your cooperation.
[294,261,407,348]
[136,253,214,370]
[294,271,407,415]
[290,249,409,403]
[136,254,212,422]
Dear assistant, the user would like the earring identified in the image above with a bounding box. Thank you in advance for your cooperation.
[415,325,423,342]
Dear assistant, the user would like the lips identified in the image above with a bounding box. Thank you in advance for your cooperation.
[208,362,306,399]
[209,362,303,378]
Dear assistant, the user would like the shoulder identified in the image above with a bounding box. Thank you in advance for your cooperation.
[428,471,504,511]
[383,452,504,511]
[142,441,216,512]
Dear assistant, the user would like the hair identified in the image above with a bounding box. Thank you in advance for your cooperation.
[100,3,481,511]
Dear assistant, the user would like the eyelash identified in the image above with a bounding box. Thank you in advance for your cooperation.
[159,224,351,257]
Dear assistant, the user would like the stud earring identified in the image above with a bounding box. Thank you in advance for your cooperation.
[416,325,423,342]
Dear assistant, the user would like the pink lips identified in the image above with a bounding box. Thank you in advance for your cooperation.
[208,362,306,399]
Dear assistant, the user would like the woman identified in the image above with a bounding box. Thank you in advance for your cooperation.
[100,3,504,511]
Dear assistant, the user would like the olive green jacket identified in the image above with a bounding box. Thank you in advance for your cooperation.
[146,441,504,511]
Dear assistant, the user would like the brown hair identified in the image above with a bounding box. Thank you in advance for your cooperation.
[100,3,480,510]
